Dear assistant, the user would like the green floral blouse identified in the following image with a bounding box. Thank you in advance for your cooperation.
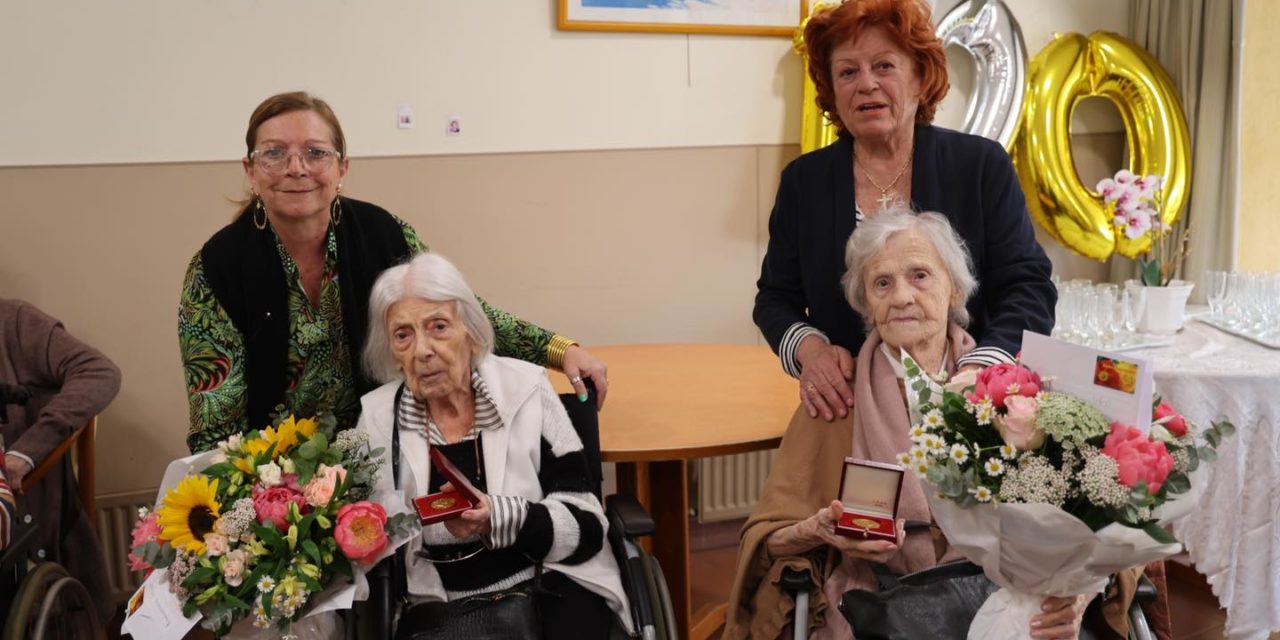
[179,218,553,453]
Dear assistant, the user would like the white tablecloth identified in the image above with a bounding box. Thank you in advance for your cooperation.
[1145,314,1280,639]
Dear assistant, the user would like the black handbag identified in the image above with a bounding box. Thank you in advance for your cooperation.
[395,581,540,640]
[839,561,998,640]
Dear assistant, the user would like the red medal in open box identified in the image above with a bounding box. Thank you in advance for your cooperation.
[413,447,482,525]
[834,457,904,542]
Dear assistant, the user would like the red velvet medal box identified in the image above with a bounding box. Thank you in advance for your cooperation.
[412,447,481,525]
[834,457,904,542]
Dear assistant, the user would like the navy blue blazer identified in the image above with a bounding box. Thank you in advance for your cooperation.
[753,125,1056,363]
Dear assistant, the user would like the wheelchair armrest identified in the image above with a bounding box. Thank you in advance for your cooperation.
[1134,573,1158,605]
[605,494,655,537]
[779,567,813,594]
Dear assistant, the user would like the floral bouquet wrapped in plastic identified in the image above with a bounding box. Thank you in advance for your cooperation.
[125,414,415,639]
[898,358,1233,639]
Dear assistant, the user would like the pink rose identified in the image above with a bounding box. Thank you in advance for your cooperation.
[303,464,348,508]
[1102,423,1175,493]
[252,483,307,531]
[335,501,389,565]
[127,511,163,573]
[994,395,1045,451]
[204,532,229,556]
[222,549,248,587]
[971,363,1043,410]
[1153,402,1188,438]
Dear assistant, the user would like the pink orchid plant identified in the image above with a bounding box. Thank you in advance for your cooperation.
[1096,170,1190,286]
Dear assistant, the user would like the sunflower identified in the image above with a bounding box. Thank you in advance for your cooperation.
[156,475,222,554]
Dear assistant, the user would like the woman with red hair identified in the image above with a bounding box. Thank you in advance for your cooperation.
[753,0,1056,421]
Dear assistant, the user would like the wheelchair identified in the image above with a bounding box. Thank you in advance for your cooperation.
[780,522,1164,640]
[344,381,677,639]
[0,387,102,640]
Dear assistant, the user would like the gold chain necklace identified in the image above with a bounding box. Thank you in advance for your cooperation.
[854,144,913,210]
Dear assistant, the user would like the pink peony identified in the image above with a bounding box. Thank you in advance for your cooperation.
[335,501,389,565]
[970,363,1042,410]
[303,464,348,508]
[252,483,307,531]
[127,511,163,573]
[995,395,1045,451]
[1102,422,1175,493]
[1153,402,1188,438]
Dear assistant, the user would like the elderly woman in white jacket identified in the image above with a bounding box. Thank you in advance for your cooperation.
[355,252,630,639]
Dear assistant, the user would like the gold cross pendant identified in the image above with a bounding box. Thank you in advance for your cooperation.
[876,190,893,209]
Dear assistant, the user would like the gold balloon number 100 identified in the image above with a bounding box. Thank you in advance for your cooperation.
[795,5,1190,262]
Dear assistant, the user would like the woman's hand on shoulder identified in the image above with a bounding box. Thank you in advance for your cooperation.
[796,337,855,421]
[808,501,902,564]
[1030,593,1089,640]
[562,345,608,409]
[441,482,492,540]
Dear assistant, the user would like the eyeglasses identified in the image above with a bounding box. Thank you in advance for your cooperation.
[249,147,343,173]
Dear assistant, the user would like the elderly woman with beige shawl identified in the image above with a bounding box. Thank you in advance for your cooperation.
[725,209,1168,640]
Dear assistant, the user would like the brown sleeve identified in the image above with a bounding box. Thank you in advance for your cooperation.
[8,304,121,464]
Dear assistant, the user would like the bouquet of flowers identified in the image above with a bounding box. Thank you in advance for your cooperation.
[1097,169,1190,287]
[126,414,415,638]
[899,358,1233,639]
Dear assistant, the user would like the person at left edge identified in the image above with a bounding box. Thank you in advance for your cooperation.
[179,92,608,454]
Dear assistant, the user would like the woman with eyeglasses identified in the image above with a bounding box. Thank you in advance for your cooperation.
[178,92,609,454]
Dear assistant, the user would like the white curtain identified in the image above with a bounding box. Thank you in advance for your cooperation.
[1109,0,1242,299]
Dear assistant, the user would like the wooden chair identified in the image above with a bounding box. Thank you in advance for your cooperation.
[23,417,97,531]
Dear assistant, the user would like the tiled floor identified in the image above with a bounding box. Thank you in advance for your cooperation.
[689,517,1278,640]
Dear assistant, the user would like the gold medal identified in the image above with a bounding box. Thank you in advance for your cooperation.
[430,497,457,510]
[852,518,881,530]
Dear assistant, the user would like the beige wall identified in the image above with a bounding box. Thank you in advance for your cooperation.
[1238,0,1280,271]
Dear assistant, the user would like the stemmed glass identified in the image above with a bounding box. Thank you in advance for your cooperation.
[1204,270,1228,318]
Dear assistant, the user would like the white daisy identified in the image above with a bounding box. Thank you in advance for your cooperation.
[949,443,970,464]
[909,446,928,463]
[971,486,994,502]
[924,434,947,455]
[257,576,276,593]
[984,458,1005,476]
[923,410,945,428]
[1000,444,1017,459]
[975,400,996,426]
[915,462,931,478]
[909,424,928,442]
[897,452,912,466]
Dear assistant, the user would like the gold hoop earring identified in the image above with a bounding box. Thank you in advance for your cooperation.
[252,197,267,230]
[331,196,342,226]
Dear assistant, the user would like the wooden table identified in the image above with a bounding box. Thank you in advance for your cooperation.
[554,344,798,640]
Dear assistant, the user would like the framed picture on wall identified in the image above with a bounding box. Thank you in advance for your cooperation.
[557,0,807,37]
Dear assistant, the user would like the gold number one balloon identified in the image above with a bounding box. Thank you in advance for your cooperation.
[796,3,841,154]
[1012,31,1191,261]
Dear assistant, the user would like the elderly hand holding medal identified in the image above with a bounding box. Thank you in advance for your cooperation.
[438,481,492,540]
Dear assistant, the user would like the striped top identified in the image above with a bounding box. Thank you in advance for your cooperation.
[0,446,15,550]
[397,371,605,599]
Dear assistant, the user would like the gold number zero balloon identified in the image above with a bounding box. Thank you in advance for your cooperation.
[1013,31,1191,261]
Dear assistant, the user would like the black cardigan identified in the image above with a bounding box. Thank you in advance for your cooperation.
[753,125,1056,361]
[200,197,411,431]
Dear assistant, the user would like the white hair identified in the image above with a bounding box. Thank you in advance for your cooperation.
[362,252,495,384]
[841,207,977,327]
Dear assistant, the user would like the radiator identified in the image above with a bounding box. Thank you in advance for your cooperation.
[95,489,155,603]
[695,450,775,523]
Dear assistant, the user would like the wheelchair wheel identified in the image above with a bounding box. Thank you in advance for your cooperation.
[644,553,678,640]
[2,561,101,640]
